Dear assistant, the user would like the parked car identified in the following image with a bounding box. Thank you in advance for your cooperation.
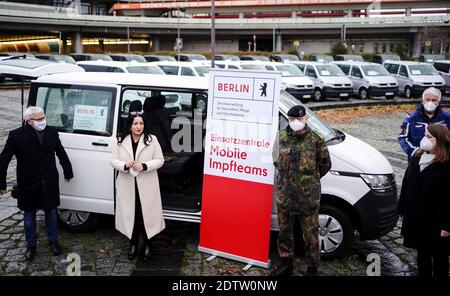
[109,54,147,63]
[77,61,165,75]
[310,55,334,62]
[432,60,450,94]
[335,54,364,61]
[214,61,266,71]
[289,61,353,101]
[144,55,176,62]
[258,62,315,102]
[270,54,299,62]
[419,54,446,64]
[383,61,446,98]
[35,54,77,64]
[240,55,270,61]
[174,53,207,62]
[372,54,401,64]
[214,54,240,61]
[70,54,113,62]
[25,71,398,260]
[333,61,398,100]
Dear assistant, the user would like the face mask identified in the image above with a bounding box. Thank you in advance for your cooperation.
[289,119,305,132]
[423,101,437,112]
[33,119,46,131]
[420,136,434,151]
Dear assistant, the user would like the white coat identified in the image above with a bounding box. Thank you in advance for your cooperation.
[110,134,165,240]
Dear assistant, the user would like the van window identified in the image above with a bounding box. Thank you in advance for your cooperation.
[275,65,304,77]
[384,63,399,75]
[181,67,195,76]
[316,64,345,76]
[351,67,363,78]
[407,64,439,76]
[336,64,350,75]
[126,66,164,74]
[361,65,390,76]
[434,62,450,74]
[228,65,239,69]
[265,65,275,71]
[293,64,305,72]
[306,66,317,78]
[79,64,109,72]
[159,65,179,75]
[110,67,125,73]
[194,66,210,77]
[35,86,116,136]
[216,64,225,69]
[399,65,408,77]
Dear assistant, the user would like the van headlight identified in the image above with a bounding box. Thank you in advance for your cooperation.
[324,82,334,87]
[360,174,396,192]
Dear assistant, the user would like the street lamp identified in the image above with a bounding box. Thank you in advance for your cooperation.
[177,6,186,61]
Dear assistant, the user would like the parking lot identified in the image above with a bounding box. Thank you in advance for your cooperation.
[0,88,425,276]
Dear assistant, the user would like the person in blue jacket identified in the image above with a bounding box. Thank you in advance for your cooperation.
[398,87,450,160]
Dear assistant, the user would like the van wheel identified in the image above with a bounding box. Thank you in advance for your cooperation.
[359,88,370,100]
[57,209,99,232]
[313,89,323,102]
[404,86,412,99]
[319,204,353,260]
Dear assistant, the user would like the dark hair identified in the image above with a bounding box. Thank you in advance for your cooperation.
[117,114,152,146]
[415,124,450,162]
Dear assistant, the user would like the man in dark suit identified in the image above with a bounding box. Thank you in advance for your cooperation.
[0,106,73,261]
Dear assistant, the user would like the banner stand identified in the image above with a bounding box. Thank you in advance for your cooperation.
[198,246,271,270]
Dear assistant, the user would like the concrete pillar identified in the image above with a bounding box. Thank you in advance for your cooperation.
[291,11,297,19]
[153,36,160,52]
[60,33,68,55]
[412,32,421,58]
[276,34,282,52]
[238,12,244,19]
[347,10,353,17]
[72,32,83,54]
[405,8,411,17]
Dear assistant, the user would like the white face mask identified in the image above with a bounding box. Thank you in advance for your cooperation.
[33,119,47,131]
[423,101,437,113]
[289,119,305,132]
[420,136,434,151]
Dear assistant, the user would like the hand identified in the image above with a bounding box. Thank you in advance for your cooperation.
[132,163,144,172]
[126,160,135,169]
[441,230,450,238]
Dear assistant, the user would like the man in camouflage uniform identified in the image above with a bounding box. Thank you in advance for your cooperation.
[270,105,331,276]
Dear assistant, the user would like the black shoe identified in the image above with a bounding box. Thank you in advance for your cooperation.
[25,245,36,261]
[306,266,318,276]
[143,245,151,262]
[269,258,293,276]
[49,240,63,256]
[128,244,137,261]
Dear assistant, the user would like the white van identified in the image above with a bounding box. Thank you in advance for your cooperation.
[383,61,445,99]
[77,61,165,75]
[288,61,353,101]
[155,61,210,77]
[24,72,398,259]
[257,62,315,103]
[333,61,399,100]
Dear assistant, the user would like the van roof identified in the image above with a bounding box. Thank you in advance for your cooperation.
[433,60,450,64]
[76,61,159,68]
[0,58,84,78]
[153,61,210,67]
[382,61,430,66]
[35,72,209,90]
[332,61,379,66]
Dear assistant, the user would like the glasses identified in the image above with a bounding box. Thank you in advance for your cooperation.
[129,111,143,116]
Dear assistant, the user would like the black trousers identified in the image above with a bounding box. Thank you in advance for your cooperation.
[417,248,449,277]
[130,181,151,247]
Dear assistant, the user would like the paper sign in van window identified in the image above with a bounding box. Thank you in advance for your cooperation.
[73,105,108,132]
[367,70,379,76]
[411,70,422,75]
[320,70,330,76]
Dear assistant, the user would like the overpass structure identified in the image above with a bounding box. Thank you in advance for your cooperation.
[0,1,449,57]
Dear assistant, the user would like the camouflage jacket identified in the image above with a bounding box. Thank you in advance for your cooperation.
[273,126,331,214]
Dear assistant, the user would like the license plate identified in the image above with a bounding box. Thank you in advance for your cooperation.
[303,95,311,98]
[340,93,348,97]
[385,92,394,96]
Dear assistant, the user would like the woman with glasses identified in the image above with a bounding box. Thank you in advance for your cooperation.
[399,124,450,277]
[111,114,165,261]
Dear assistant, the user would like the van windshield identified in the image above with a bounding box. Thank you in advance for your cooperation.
[408,64,439,75]
[127,55,147,63]
[194,66,210,77]
[280,90,338,142]
[126,66,165,74]
[240,64,266,70]
[190,55,207,61]
[316,65,345,76]
[275,65,305,77]
[361,65,390,76]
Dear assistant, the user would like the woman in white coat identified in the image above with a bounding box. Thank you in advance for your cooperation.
[110,114,165,261]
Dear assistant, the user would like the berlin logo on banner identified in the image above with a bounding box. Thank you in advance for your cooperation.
[199,69,280,269]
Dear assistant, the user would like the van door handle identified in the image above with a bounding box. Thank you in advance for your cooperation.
[92,142,108,147]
